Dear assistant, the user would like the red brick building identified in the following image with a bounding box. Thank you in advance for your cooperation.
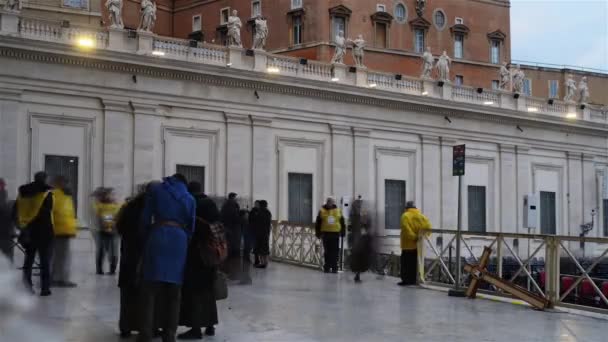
[97,0,606,105]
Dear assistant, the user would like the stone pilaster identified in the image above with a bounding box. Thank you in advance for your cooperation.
[132,103,160,186]
[582,154,597,231]
[499,144,517,233]
[421,135,441,226]
[0,88,22,196]
[101,99,133,199]
[225,113,252,201]
[567,152,583,237]
[137,31,154,55]
[251,116,275,211]
[515,145,531,233]
[330,125,353,199]
[353,128,371,201]
[440,137,458,229]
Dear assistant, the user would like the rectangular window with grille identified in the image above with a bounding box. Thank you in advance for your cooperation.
[45,155,79,211]
[176,165,205,192]
[192,15,202,32]
[288,173,313,223]
[332,17,346,41]
[490,40,500,64]
[414,29,425,53]
[220,8,230,24]
[291,0,302,9]
[549,80,559,99]
[523,78,532,96]
[492,80,500,90]
[468,185,486,233]
[455,75,464,86]
[540,191,556,235]
[385,179,406,230]
[454,34,464,59]
[293,15,303,45]
[604,199,608,237]
[252,0,261,17]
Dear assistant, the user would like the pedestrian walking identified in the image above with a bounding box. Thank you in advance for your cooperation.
[50,176,78,288]
[93,188,121,275]
[315,197,345,273]
[220,193,241,258]
[137,174,195,342]
[398,201,431,286]
[252,200,271,268]
[16,172,54,296]
[178,181,225,340]
[248,200,260,266]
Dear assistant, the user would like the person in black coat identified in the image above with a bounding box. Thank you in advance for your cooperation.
[178,182,220,340]
[220,192,241,258]
[115,184,150,338]
[252,200,272,268]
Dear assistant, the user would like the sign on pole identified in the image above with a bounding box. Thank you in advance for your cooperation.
[453,144,466,176]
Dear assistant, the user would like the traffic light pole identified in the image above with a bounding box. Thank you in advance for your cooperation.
[449,145,466,297]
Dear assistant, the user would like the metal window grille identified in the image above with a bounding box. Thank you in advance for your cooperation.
[468,185,487,233]
[415,29,425,53]
[454,34,463,58]
[288,173,313,224]
[540,191,556,235]
[385,179,406,230]
[176,165,205,192]
[45,155,79,211]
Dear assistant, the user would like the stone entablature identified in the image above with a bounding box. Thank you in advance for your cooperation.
[0,11,605,123]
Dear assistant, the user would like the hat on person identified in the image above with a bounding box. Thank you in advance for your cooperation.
[405,201,416,209]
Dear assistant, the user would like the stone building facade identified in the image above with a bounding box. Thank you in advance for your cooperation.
[1,10,607,258]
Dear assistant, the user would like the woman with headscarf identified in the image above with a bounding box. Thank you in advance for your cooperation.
[178,182,221,340]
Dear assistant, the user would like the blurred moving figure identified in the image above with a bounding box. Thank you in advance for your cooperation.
[50,176,78,288]
[252,200,272,269]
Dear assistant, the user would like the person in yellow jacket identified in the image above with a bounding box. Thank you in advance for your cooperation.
[50,176,78,288]
[16,171,54,296]
[93,187,121,275]
[315,197,346,273]
[399,201,431,286]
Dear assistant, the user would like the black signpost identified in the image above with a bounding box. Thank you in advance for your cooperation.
[449,145,466,297]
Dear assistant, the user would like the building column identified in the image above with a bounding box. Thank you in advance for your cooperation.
[440,138,457,230]
[516,146,531,234]
[421,135,441,226]
[582,154,597,234]
[132,103,161,187]
[251,116,275,212]
[225,113,252,203]
[0,89,23,197]
[101,100,133,200]
[331,125,353,200]
[500,144,517,233]
[567,152,583,238]
[353,128,371,201]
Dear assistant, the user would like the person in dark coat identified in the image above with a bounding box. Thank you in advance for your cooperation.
[178,182,220,340]
[0,178,15,262]
[220,192,241,258]
[350,233,376,283]
[248,201,260,266]
[15,172,54,296]
[252,200,272,268]
[115,183,150,338]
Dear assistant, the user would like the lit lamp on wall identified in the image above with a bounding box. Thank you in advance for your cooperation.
[76,37,95,49]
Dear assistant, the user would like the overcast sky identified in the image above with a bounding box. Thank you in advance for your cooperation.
[510,0,608,71]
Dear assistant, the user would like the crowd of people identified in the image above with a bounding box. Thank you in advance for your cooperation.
[0,172,432,340]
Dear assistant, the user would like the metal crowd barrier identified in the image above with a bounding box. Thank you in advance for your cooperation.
[270,221,608,314]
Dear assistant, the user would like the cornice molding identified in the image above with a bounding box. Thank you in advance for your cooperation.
[0,45,606,138]
[102,99,132,113]
[330,124,352,136]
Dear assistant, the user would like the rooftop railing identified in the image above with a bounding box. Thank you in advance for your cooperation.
[0,12,606,123]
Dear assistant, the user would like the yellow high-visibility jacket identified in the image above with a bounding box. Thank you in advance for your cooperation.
[319,207,343,233]
[52,189,77,237]
[400,208,432,250]
[94,202,121,233]
[16,191,52,229]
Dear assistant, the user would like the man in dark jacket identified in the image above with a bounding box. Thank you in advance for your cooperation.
[15,172,54,296]
[315,197,346,273]
[220,192,241,258]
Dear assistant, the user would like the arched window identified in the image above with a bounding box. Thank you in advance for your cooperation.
[434,10,446,29]
[394,4,407,23]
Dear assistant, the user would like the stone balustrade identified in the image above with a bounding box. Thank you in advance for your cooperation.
[0,12,605,123]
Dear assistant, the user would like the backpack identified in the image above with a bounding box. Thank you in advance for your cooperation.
[197,218,228,267]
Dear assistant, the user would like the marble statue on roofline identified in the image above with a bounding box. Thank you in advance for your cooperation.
[106,0,124,29]
[499,62,510,90]
[227,9,243,47]
[416,0,426,17]
[3,0,21,12]
[331,31,347,64]
[349,34,366,68]
[512,64,525,94]
[564,74,577,102]
[252,17,268,50]
[421,46,434,79]
[138,0,156,32]
[435,51,451,82]
[578,76,590,104]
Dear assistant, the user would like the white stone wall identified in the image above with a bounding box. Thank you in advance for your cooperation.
[0,45,607,252]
